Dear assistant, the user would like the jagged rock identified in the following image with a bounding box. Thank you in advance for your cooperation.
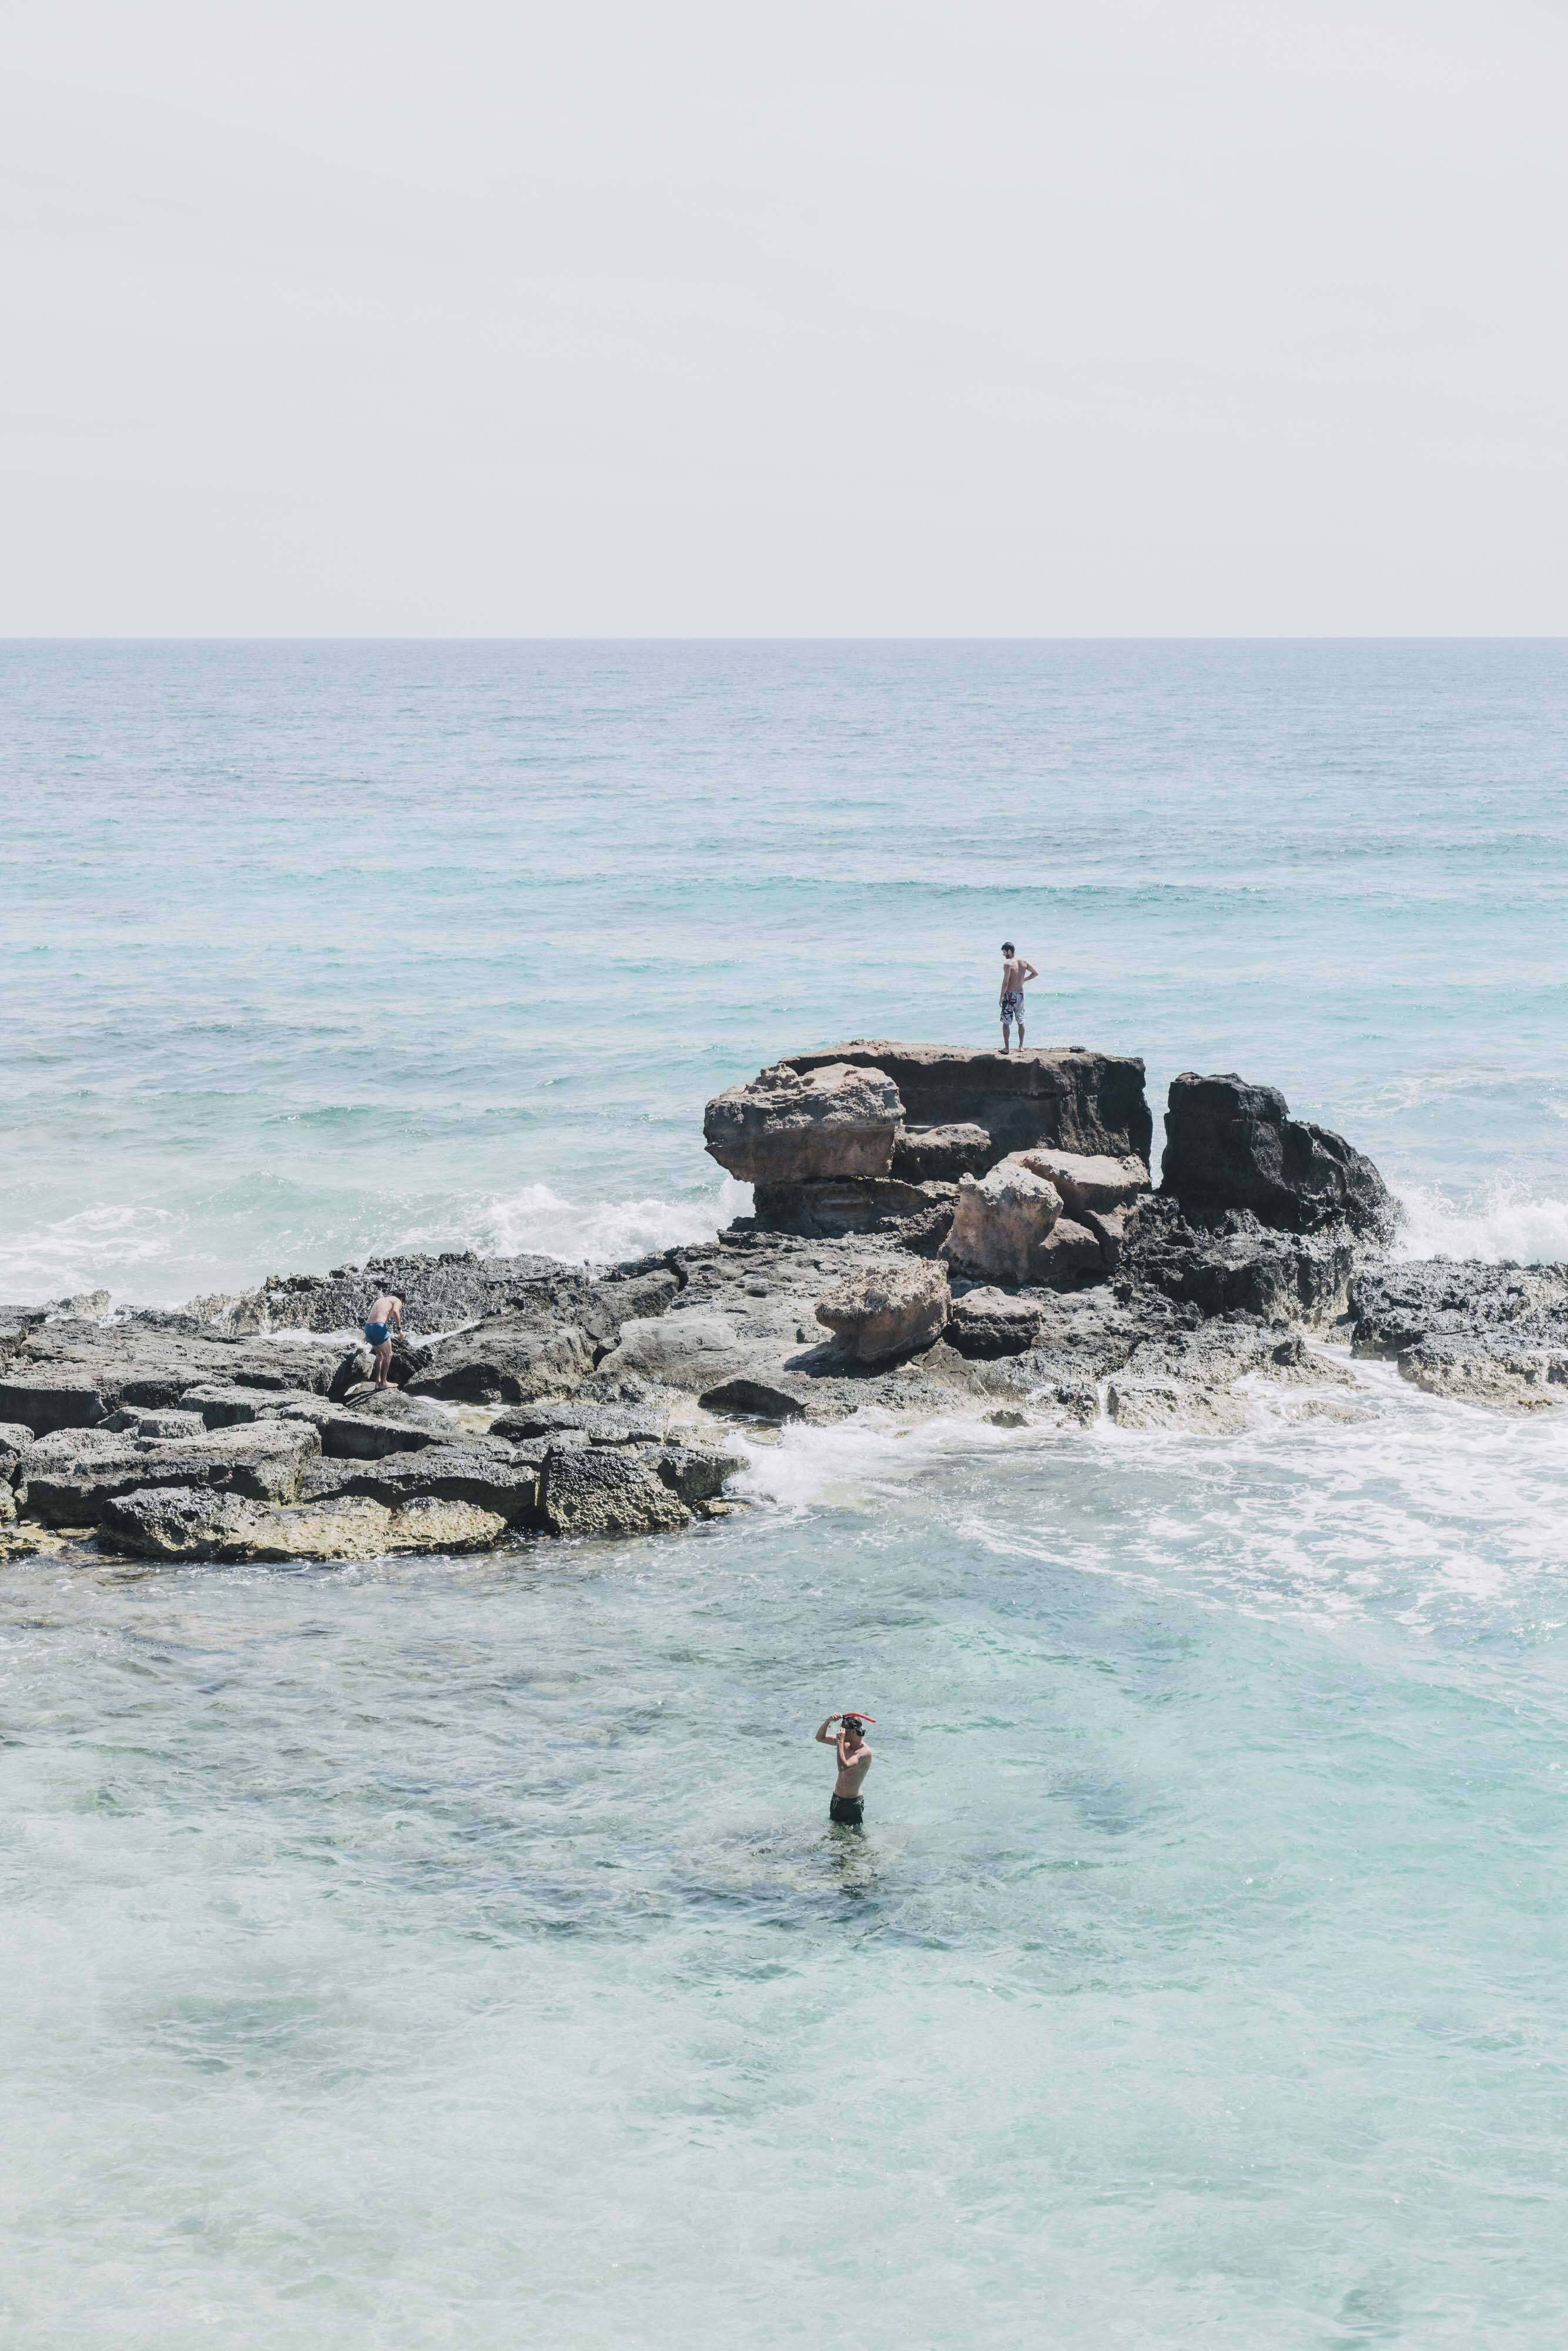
[1346,1261,1568,1358]
[1014,1148,1150,1216]
[1125,1199,1356,1321]
[946,1290,1044,1358]
[1033,1217,1105,1289]
[704,1061,904,1185]
[780,1041,1152,1163]
[1081,1205,1129,1268]
[0,1422,35,1480]
[942,1164,1063,1285]
[1105,1379,1250,1434]
[21,1422,321,1526]
[1160,1073,1393,1237]
[1396,1338,1568,1409]
[300,1443,541,1521]
[652,1442,744,1505]
[538,1445,691,1537]
[406,1321,595,1406]
[179,1383,323,1428]
[890,1123,993,1183]
[815,1260,950,1363]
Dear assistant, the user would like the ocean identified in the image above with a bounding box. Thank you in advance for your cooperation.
[4,639,1567,2345]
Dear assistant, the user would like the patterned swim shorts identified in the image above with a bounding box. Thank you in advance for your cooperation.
[1000,990,1024,1022]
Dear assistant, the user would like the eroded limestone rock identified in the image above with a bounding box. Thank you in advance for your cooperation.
[815,1260,950,1364]
[703,1061,904,1185]
[942,1164,1063,1286]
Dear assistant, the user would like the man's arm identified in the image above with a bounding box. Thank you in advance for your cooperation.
[1021,962,1038,982]
[815,1715,841,1744]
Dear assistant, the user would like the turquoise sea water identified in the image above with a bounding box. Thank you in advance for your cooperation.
[4,642,1568,2345]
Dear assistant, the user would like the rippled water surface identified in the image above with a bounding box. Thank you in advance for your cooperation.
[4,642,1568,2343]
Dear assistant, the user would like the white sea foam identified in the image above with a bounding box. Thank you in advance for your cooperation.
[0,1203,179,1300]
[463,1178,751,1265]
[1393,1178,1568,1265]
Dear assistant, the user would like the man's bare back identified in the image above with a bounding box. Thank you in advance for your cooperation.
[815,1712,873,1826]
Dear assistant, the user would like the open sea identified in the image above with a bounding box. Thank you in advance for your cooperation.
[4,639,1568,2345]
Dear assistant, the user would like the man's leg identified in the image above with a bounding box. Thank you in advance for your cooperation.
[1017,1022,1025,1047]
[377,1338,392,1387]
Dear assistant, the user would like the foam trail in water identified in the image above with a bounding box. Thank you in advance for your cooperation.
[1393,1179,1568,1265]
[455,1178,751,1264]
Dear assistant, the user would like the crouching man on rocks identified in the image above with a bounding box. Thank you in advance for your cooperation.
[816,1712,874,1827]
[363,1292,404,1388]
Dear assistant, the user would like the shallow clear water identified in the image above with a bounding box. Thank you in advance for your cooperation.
[4,642,1568,2343]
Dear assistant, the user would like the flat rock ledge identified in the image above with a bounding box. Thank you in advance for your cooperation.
[1,1048,1558,1565]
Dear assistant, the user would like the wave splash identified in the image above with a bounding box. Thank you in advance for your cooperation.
[1393,1179,1568,1266]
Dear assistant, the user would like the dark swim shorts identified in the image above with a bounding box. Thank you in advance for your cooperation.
[829,1794,865,1827]
[364,1321,390,1345]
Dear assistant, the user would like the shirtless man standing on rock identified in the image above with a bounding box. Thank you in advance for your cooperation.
[999,942,1038,1052]
[816,1712,874,1828]
[363,1292,404,1388]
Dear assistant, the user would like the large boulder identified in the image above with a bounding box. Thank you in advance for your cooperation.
[814,1260,950,1364]
[703,1061,904,1185]
[0,1367,115,1434]
[1013,1147,1150,1217]
[1160,1073,1393,1237]
[946,1290,1043,1357]
[538,1445,691,1538]
[406,1321,595,1406]
[941,1164,1063,1287]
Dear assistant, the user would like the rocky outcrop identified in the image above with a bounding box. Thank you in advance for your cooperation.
[405,1322,597,1406]
[751,1176,951,1240]
[942,1164,1064,1286]
[1160,1073,1393,1238]
[100,1486,507,1562]
[19,1421,321,1526]
[1124,1199,1357,1322]
[1344,1259,1568,1409]
[781,1042,1152,1163]
[704,1061,904,1185]
[815,1260,950,1363]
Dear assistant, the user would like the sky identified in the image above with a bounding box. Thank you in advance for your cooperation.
[3,0,1566,635]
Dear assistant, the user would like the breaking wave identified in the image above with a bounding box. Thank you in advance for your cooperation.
[1393,1179,1568,1267]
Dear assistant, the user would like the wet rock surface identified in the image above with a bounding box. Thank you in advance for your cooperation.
[1345,1260,1568,1409]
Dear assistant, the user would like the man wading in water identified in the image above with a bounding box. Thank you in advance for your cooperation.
[816,1712,874,1827]
[363,1292,404,1388]
[999,941,1038,1052]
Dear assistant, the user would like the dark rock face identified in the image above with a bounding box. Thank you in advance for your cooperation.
[303,1444,542,1522]
[781,1043,1152,1164]
[946,1290,1043,1358]
[890,1124,992,1183]
[21,1422,321,1526]
[1160,1073,1393,1238]
[1124,1198,1357,1321]
[751,1177,951,1240]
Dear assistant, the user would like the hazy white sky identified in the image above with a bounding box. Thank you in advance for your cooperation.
[4,1,1566,634]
